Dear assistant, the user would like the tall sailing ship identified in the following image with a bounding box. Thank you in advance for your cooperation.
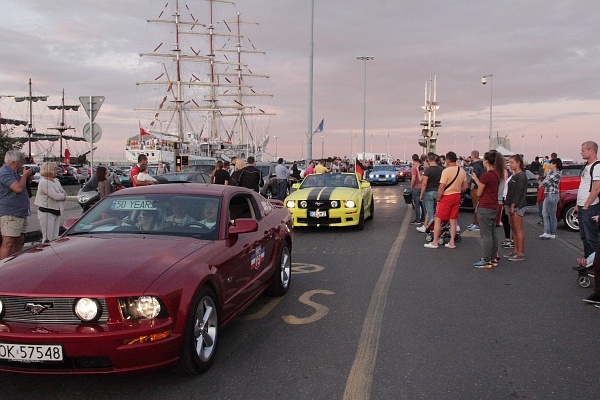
[126,0,274,165]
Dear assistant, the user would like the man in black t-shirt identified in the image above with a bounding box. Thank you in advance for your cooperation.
[237,156,261,192]
[417,152,444,232]
[468,150,485,231]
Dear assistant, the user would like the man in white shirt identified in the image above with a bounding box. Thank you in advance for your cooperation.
[577,141,600,259]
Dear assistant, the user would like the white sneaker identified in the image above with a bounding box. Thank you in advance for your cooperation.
[456,225,461,232]
[547,234,556,239]
[416,225,426,233]
[423,243,438,249]
[539,233,550,239]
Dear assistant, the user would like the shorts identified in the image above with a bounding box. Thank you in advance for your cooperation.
[1,215,28,237]
[504,205,527,217]
[435,193,461,221]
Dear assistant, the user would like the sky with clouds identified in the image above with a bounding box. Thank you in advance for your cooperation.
[1,0,598,163]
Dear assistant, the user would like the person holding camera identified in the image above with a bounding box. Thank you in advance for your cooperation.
[0,150,34,259]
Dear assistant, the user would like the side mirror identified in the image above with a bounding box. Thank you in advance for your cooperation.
[229,218,258,235]
[292,183,301,189]
[361,181,371,188]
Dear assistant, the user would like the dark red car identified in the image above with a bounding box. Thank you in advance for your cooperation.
[0,184,293,374]
[557,164,582,231]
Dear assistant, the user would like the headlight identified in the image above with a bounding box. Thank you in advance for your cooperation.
[345,200,356,208]
[77,194,90,203]
[286,200,295,208]
[119,296,162,320]
[74,298,102,322]
[369,174,374,178]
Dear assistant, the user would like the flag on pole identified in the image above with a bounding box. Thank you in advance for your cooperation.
[313,118,324,135]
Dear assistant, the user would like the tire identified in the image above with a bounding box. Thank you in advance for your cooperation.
[177,286,219,375]
[355,206,365,230]
[455,233,462,243]
[366,196,374,220]
[578,276,591,288]
[563,204,579,231]
[267,242,291,296]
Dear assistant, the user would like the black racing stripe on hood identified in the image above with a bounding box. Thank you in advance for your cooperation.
[307,187,322,200]
[318,187,335,201]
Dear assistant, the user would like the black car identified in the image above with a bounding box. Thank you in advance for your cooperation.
[154,171,211,184]
[460,169,539,208]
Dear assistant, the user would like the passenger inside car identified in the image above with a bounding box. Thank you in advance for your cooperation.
[198,201,219,229]
[165,198,198,226]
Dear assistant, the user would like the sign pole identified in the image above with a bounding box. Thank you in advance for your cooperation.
[89,96,94,169]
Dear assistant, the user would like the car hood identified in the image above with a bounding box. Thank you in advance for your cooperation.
[287,186,360,200]
[0,236,210,296]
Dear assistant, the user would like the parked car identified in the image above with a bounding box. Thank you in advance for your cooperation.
[56,163,78,185]
[154,171,211,184]
[460,169,539,209]
[254,161,298,199]
[23,164,41,187]
[70,165,90,184]
[0,184,293,374]
[367,164,399,185]
[557,164,583,231]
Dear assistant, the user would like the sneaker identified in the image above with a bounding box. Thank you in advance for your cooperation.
[410,220,420,225]
[500,239,511,247]
[424,243,439,249]
[416,225,426,233]
[539,233,550,239]
[503,252,515,258]
[583,293,600,304]
[508,254,525,262]
[547,234,556,239]
[502,241,515,249]
[473,260,493,269]
[456,225,461,232]
[466,224,474,230]
[468,224,480,231]
[491,258,499,267]
[444,243,456,249]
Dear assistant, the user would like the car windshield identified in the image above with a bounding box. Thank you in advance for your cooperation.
[68,194,220,240]
[300,174,358,189]
[373,165,393,171]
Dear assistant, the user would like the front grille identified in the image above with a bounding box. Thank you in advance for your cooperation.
[298,217,342,225]
[301,200,341,210]
[0,296,108,324]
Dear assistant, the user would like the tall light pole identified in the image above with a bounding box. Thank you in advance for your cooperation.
[301,139,304,160]
[307,0,315,162]
[321,136,324,159]
[273,135,279,159]
[357,56,373,161]
[481,74,493,142]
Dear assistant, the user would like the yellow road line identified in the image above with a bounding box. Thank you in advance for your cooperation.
[343,206,412,400]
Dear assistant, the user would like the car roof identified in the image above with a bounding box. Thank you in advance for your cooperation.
[112,183,255,197]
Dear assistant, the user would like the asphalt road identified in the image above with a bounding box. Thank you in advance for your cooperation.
[3,183,600,399]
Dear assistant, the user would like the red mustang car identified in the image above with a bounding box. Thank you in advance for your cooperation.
[557,164,582,231]
[0,184,292,374]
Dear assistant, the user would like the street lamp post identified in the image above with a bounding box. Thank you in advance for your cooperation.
[357,56,374,161]
[321,136,324,159]
[301,140,304,160]
[273,135,279,160]
[481,74,493,141]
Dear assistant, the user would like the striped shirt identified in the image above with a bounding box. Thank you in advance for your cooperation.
[541,169,561,195]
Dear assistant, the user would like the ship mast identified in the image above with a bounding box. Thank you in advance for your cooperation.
[48,89,79,163]
[17,79,48,162]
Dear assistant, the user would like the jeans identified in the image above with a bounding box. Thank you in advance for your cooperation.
[423,190,437,224]
[477,207,498,261]
[277,179,288,201]
[542,193,559,235]
[579,203,600,258]
[411,188,422,221]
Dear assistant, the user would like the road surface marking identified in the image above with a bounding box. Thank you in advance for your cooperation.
[282,290,335,325]
[343,207,411,400]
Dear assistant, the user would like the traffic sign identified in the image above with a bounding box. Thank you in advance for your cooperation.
[79,96,105,122]
[83,122,102,143]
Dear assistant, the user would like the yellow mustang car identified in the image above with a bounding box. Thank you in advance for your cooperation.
[284,173,374,229]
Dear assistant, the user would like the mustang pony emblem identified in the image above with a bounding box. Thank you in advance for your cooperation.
[24,303,53,315]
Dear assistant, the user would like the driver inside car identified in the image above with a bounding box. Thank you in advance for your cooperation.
[165,199,198,226]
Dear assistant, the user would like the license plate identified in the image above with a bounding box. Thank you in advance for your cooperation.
[378,178,387,181]
[0,343,63,362]
[309,211,327,218]
[527,187,537,193]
